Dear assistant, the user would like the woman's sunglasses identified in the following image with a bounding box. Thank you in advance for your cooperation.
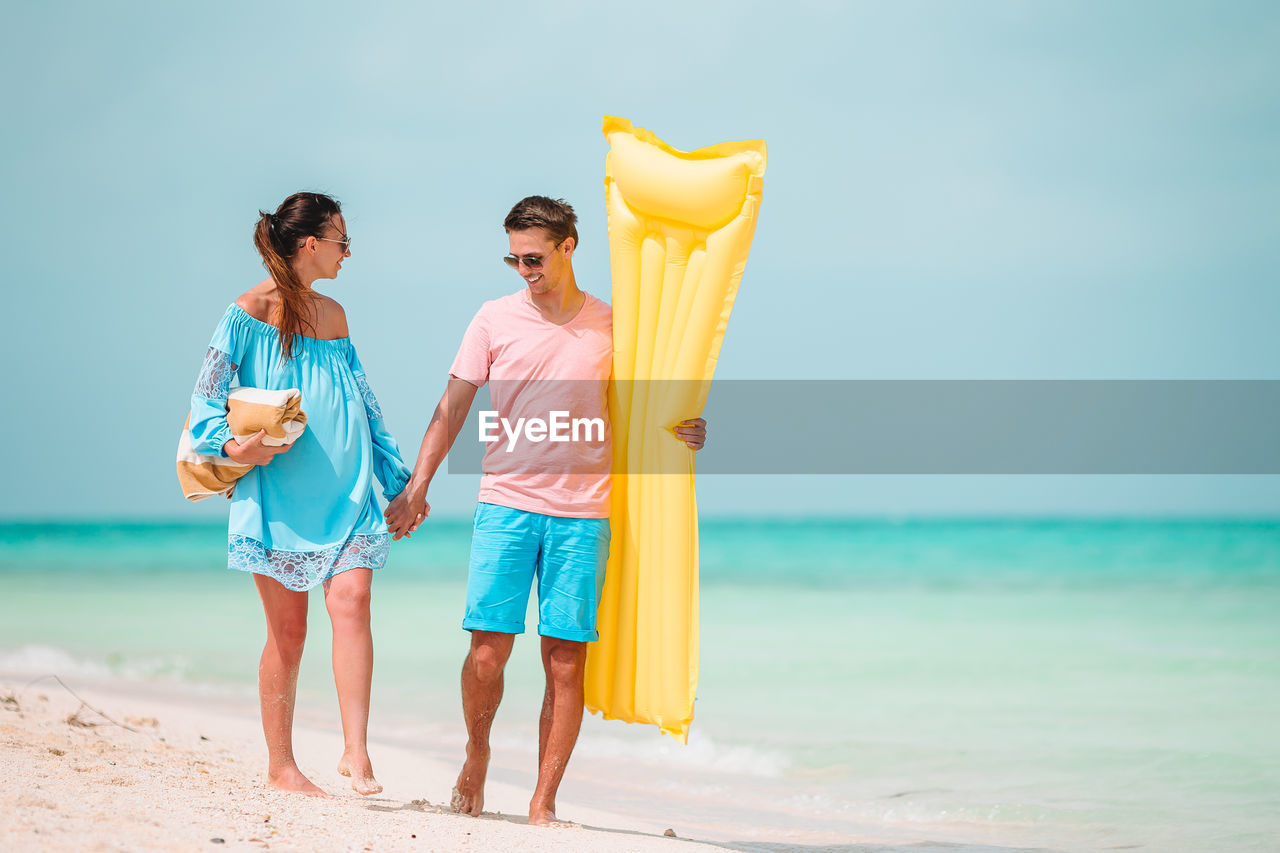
[318,236,352,252]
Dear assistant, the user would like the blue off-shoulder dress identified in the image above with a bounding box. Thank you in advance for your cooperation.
[187,304,411,591]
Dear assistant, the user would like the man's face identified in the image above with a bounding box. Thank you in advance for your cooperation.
[507,227,570,295]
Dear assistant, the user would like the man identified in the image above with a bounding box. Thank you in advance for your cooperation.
[385,196,706,827]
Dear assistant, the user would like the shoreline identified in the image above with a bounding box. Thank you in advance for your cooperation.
[4,521,1277,852]
[0,673,736,853]
[0,671,1050,853]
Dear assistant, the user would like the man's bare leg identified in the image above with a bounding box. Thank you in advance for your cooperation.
[253,574,329,798]
[528,636,587,827]
[323,568,382,795]
[452,630,514,816]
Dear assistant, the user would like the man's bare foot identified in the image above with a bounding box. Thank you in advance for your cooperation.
[267,765,331,798]
[529,805,578,828]
[336,752,383,796]
[450,743,490,816]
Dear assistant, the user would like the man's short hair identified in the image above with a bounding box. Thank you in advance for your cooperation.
[504,196,579,249]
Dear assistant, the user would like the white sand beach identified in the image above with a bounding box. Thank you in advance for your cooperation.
[1,675,741,853]
[0,671,1056,853]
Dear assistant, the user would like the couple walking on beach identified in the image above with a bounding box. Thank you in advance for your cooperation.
[184,191,707,826]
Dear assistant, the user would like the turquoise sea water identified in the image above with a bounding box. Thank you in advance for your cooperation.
[1,518,1278,851]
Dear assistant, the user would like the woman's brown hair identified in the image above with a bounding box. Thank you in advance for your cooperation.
[252,192,343,359]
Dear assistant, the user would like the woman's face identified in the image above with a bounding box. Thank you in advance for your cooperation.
[314,214,351,279]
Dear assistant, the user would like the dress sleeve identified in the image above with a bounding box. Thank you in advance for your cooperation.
[347,343,411,501]
[187,306,249,456]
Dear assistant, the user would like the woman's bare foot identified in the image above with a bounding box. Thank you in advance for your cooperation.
[267,765,331,798]
[336,751,383,796]
[450,743,490,816]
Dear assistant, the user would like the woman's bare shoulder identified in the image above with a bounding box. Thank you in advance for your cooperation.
[315,294,349,339]
[235,281,275,324]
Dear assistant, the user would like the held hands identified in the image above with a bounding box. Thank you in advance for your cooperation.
[385,484,429,541]
[674,417,708,451]
[224,430,293,466]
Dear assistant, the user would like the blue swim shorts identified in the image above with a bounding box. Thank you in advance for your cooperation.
[463,502,611,642]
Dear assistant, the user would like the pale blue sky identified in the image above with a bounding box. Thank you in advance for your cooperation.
[3,0,1278,518]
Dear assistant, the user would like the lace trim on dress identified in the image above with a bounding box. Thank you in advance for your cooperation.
[227,533,389,591]
[194,348,238,400]
[354,372,384,421]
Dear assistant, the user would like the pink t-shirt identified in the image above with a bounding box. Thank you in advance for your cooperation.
[449,289,613,518]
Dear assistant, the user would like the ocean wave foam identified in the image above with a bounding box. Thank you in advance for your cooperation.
[0,645,112,678]
[569,726,791,777]
[0,644,191,683]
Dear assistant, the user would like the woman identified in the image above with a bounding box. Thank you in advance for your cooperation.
[186,192,422,797]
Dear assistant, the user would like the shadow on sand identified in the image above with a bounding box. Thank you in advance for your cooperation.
[364,797,1080,853]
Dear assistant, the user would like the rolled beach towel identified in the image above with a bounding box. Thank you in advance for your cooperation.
[176,387,307,501]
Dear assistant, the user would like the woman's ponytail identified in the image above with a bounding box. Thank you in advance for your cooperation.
[251,193,342,359]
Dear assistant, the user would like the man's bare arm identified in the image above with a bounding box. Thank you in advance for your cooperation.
[385,377,480,539]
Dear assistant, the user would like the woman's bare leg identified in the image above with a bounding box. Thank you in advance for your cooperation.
[253,573,328,797]
[324,568,381,795]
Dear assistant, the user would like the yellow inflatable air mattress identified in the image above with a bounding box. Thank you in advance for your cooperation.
[584,116,766,742]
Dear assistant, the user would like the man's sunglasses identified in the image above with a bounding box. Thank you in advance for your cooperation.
[503,239,564,271]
